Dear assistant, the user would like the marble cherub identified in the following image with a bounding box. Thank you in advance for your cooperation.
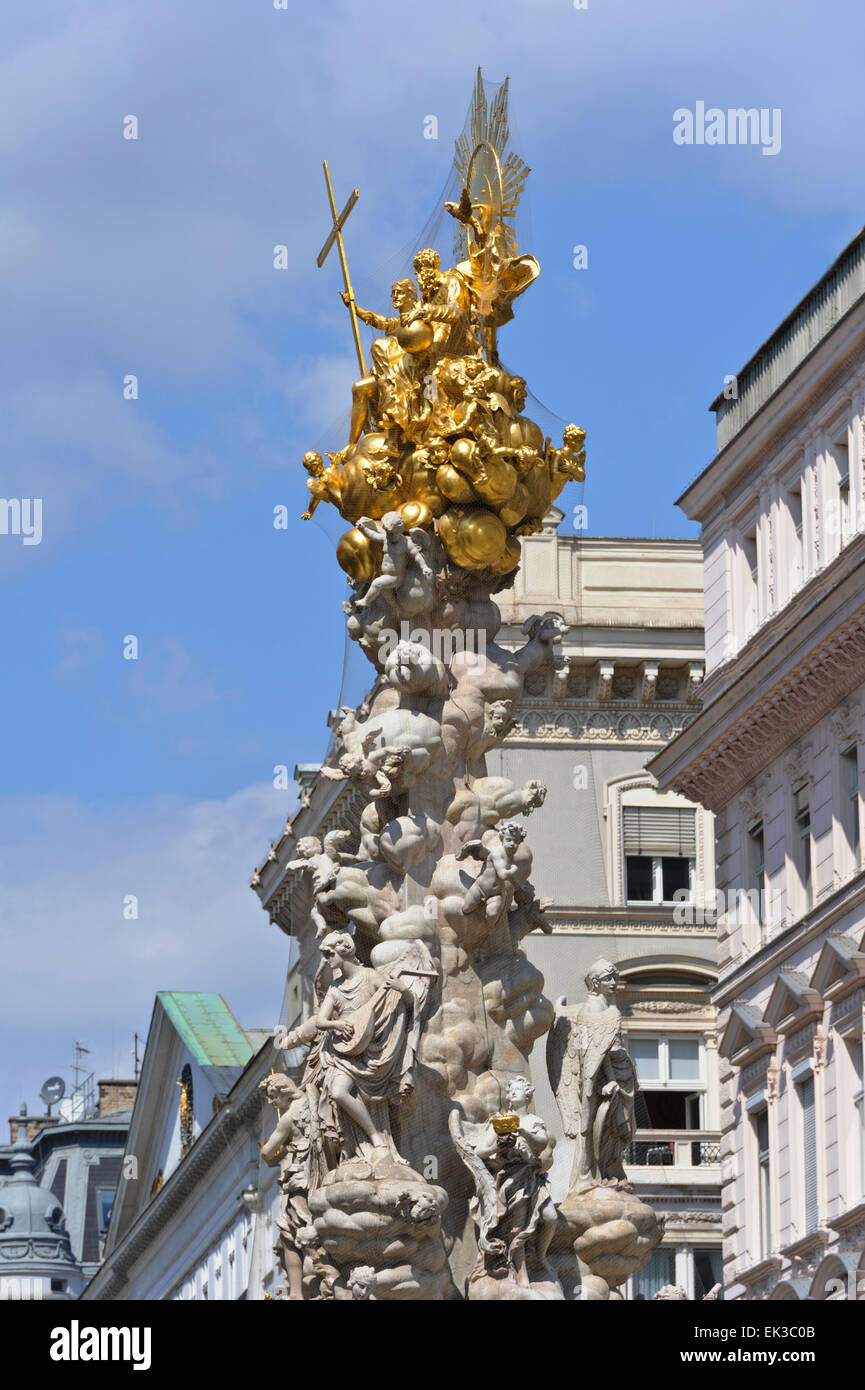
[285,830,354,940]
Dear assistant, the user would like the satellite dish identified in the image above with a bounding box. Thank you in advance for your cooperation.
[40,1076,66,1109]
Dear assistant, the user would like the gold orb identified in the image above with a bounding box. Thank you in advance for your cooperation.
[498,481,529,529]
[396,319,434,354]
[397,499,433,530]
[336,527,381,583]
[474,460,517,508]
[493,533,522,575]
[436,463,475,504]
[439,506,508,571]
[448,436,477,471]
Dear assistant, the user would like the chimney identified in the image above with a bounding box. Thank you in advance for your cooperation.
[97,1080,138,1116]
[8,1105,59,1144]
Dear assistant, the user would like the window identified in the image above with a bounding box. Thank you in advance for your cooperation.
[849,1035,865,1202]
[792,781,812,909]
[748,818,765,925]
[630,1246,724,1300]
[743,529,760,633]
[694,1248,724,1300]
[834,437,851,547]
[755,1108,772,1259]
[840,740,860,868]
[631,1035,705,1130]
[797,1071,818,1233]
[97,1187,115,1233]
[50,1278,67,1294]
[623,806,696,905]
[631,1246,676,1300]
[788,485,804,592]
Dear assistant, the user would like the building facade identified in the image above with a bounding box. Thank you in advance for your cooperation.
[84,993,283,1301]
[0,1078,136,1296]
[255,523,723,1299]
[651,226,865,1300]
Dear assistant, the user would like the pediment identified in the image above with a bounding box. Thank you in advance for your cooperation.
[809,934,865,1001]
[719,1002,777,1065]
[764,969,823,1032]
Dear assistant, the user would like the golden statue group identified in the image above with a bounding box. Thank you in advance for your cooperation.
[265,72,662,1301]
[301,90,585,583]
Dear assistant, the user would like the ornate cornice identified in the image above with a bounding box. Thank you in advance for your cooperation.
[507,702,698,748]
[665,607,865,810]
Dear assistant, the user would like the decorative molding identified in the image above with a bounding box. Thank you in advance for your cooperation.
[506,702,696,747]
[595,661,615,703]
[666,607,865,810]
[640,663,659,703]
[831,701,860,741]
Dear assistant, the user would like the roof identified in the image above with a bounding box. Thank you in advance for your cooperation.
[156,993,254,1071]
[708,223,865,418]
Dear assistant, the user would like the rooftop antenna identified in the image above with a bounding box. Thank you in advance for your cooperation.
[131,1033,142,1082]
[71,1041,91,1087]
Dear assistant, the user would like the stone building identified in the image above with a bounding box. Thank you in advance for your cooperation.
[651,225,865,1300]
[0,1124,85,1300]
[0,1077,136,1294]
[256,522,723,1300]
[84,993,283,1301]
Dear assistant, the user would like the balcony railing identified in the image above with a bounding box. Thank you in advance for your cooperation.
[625,1130,721,1168]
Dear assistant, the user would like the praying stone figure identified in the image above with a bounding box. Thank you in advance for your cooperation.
[546,958,637,1187]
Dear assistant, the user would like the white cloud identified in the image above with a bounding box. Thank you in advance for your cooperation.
[0,783,295,1121]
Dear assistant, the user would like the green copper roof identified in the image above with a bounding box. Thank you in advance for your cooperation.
[157,993,254,1069]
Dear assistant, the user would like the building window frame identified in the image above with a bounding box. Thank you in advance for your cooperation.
[752,1102,773,1261]
[838,737,861,877]
[790,776,813,915]
[792,1059,819,1236]
[839,1024,865,1207]
[606,774,710,912]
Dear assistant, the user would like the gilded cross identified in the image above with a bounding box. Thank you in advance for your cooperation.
[317,159,365,376]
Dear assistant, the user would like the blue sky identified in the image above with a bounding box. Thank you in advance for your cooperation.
[2,0,864,1124]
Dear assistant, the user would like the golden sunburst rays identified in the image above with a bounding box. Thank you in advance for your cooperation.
[452,68,529,262]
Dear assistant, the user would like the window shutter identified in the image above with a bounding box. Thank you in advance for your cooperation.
[623,807,696,857]
[800,1074,818,1232]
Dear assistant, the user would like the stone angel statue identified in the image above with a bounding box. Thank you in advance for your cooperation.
[457,822,526,920]
[546,958,637,1188]
[284,830,353,940]
[351,512,434,615]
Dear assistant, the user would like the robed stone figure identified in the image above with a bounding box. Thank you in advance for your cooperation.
[546,958,637,1187]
